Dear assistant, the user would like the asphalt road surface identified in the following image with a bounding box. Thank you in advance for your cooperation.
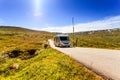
[49,39,120,80]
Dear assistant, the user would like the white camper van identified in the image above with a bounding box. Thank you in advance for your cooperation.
[54,34,70,47]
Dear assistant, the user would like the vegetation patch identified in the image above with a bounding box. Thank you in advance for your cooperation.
[0,48,103,80]
[70,29,120,50]
[0,26,103,80]
[0,26,54,59]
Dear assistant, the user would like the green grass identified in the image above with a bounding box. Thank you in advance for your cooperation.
[70,29,120,50]
[0,26,54,59]
[0,26,54,65]
[0,48,102,80]
[0,26,103,80]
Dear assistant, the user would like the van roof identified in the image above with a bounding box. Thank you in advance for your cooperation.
[56,34,69,37]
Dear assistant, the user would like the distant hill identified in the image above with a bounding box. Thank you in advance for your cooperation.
[70,28,120,49]
[75,28,120,35]
[0,26,54,53]
[0,26,49,33]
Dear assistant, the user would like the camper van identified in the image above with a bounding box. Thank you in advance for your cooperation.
[54,34,70,47]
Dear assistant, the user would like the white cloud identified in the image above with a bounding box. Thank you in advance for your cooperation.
[40,15,120,33]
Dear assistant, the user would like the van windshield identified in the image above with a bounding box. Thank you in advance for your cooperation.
[60,37,69,41]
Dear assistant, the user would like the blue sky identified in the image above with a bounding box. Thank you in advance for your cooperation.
[0,0,120,32]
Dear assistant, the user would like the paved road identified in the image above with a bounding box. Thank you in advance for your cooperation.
[49,40,120,80]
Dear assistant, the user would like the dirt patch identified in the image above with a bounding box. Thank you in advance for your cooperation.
[9,49,22,58]
[27,49,36,55]
[8,49,37,60]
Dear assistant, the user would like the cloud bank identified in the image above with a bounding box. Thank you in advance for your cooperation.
[41,15,120,33]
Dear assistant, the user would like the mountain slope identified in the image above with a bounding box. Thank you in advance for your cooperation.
[0,26,53,58]
[0,26,49,34]
[0,26,103,80]
[71,28,120,49]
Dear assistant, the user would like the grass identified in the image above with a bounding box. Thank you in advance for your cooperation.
[0,26,54,59]
[0,26,103,80]
[0,48,102,80]
[70,28,120,50]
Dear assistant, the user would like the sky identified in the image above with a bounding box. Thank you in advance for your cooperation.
[0,0,120,33]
